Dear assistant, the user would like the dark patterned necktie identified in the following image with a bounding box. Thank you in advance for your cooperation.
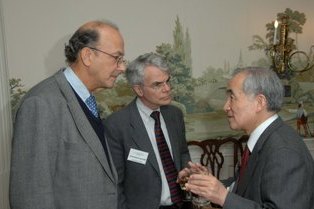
[238,145,250,183]
[150,111,182,205]
[85,95,99,117]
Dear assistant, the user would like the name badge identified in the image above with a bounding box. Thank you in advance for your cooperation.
[127,148,149,165]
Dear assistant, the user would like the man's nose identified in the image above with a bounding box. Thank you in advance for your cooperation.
[117,63,127,72]
[223,100,230,112]
[163,82,171,91]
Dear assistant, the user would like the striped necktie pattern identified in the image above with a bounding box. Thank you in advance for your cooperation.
[150,111,182,205]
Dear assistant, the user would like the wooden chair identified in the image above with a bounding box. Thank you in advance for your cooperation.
[187,135,248,180]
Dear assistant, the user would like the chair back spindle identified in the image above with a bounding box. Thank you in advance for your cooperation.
[187,136,249,179]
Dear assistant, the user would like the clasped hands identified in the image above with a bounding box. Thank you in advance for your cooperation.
[177,161,228,207]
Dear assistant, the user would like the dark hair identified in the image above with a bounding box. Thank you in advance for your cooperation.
[64,29,98,64]
[64,20,119,64]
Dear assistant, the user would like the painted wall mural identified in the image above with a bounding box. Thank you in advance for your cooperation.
[94,9,314,140]
[9,7,314,140]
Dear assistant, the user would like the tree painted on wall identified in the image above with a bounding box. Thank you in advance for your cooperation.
[96,16,197,113]
[249,8,306,53]
[173,16,192,74]
[248,8,314,103]
[156,43,196,113]
[184,29,192,72]
[10,78,27,120]
[156,16,196,113]
[249,8,307,72]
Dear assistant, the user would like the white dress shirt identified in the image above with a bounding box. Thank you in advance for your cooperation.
[136,98,174,205]
[246,114,278,153]
[229,114,278,191]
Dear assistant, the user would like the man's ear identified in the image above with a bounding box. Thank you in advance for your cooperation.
[133,85,144,97]
[256,94,267,112]
[80,47,92,66]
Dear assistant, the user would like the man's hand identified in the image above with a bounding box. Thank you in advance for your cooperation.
[185,172,228,206]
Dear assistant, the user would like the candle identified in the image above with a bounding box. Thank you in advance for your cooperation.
[273,20,278,44]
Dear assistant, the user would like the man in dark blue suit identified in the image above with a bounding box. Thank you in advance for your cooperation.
[184,67,314,209]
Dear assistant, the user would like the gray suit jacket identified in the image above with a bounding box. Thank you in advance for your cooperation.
[10,70,118,209]
[224,117,314,209]
[103,99,191,209]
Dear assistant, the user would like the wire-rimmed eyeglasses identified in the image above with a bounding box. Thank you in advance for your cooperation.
[87,46,127,67]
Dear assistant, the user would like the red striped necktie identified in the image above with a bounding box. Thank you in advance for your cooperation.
[150,111,182,205]
[238,145,250,183]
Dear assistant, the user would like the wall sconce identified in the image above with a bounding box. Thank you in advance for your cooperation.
[268,15,314,79]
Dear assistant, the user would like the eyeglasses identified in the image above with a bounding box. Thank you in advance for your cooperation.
[143,77,171,91]
[87,46,127,67]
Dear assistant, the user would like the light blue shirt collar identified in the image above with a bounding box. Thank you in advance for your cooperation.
[63,67,91,102]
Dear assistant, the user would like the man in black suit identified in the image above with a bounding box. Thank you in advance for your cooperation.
[104,53,191,209]
[183,67,314,209]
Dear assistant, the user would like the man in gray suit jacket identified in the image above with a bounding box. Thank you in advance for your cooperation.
[103,53,191,209]
[10,20,127,209]
[184,67,314,209]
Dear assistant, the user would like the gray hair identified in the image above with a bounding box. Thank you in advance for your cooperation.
[232,67,284,112]
[64,20,119,64]
[126,52,169,85]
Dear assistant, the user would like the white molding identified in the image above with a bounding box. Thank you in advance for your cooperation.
[0,0,12,208]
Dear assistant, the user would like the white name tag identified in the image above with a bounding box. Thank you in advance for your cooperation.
[127,148,149,165]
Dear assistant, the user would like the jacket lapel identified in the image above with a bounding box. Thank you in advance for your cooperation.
[161,106,181,169]
[54,70,116,183]
[236,117,283,195]
[128,100,160,174]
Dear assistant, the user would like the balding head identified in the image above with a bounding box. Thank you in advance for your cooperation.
[64,20,121,65]
[64,20,125,91]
